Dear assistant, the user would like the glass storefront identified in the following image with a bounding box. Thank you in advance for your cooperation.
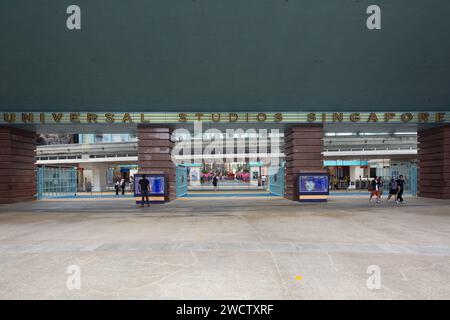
[79,133,137,144]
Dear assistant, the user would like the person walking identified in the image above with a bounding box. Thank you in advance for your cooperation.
[387,176,398,202]
[376,176,384,202]
[85,180,92,193]
[396,175,405,204]
[130,176,134,194]
[261,175,267,188]
[212,174,218,192]
[139,175,150,207]
[120,178,126,195]
[114,178,120,195]
[369,177,378,202]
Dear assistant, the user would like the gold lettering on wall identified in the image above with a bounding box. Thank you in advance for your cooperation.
[436,113,445,122]
[350,113,360,122]
[229,113,238,122]
[70,112,80,123]
[105,113,115,123]
[87,113,98,123]
[418,112,429,122]
[0,112,447,124]
[307,113,316,122]
[211,113,221,122]
[401,113,413,122]
[52,113,63,123]
[274,113,283,122]
[3,113,15,123]
[384,113,396,122]
[140,113,149,123]
[367,113,378,122]
[257,113,267,122]
[21,113,33,123]
[333,113,344,122]
[122,113,132,123]
[178,113,187,122]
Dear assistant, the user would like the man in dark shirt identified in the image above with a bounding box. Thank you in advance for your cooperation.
[139,175,150,207]
[396,175,405,204]
[369,177,378,202]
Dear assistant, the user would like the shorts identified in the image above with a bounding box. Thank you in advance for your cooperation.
[389,189,398,195]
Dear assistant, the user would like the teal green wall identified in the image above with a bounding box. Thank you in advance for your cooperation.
[1,1,449,112]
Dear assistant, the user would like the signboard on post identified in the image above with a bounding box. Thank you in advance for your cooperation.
[297,173,329,202]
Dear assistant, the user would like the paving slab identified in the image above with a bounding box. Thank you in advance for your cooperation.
[0,196,449,299]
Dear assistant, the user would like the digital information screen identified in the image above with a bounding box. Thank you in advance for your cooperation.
[134,174,166,203]
[297,174,329,202]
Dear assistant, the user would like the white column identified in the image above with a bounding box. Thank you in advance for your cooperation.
[88,163,109,192]
[350,166,364,182]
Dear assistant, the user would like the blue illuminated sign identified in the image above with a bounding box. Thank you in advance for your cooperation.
[134,174,166,197]
[298,174,329,195]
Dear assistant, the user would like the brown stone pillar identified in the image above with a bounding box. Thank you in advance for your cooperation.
[418,125,450,199]
[137,125,176,201]
[284,125,324,201]
[0,126,36,204]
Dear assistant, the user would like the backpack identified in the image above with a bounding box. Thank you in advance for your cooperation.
[389,179,397,190]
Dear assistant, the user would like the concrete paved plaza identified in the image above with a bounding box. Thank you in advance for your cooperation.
[0,195,449,299]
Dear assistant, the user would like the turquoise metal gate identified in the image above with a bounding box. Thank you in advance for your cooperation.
[377,163,418,196]
[36,166,77,199]
[409,164,418,196]
[176,165,188,197]
[268,162,285,196]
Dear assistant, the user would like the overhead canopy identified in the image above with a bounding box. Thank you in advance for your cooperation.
[1,0,450,112]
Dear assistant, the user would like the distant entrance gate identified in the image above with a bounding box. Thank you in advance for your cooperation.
[268,162,285,196]
[36,166,77,199]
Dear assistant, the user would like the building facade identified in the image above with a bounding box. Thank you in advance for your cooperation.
[1,2,450,203]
